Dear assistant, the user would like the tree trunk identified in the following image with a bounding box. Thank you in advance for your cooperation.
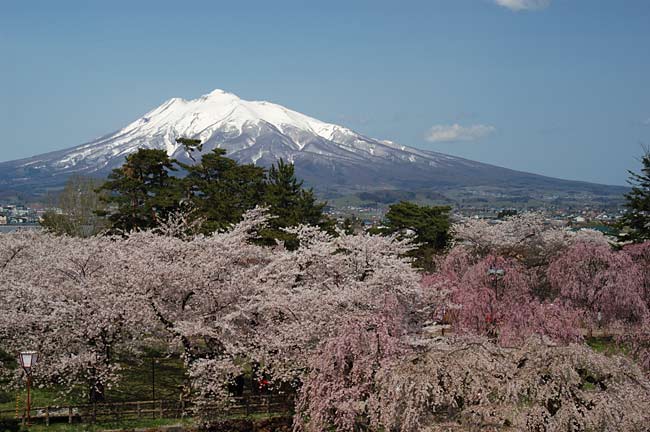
[90,380,105,403]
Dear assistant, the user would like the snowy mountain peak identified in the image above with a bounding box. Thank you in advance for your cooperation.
[199,88,239,100]
[115,89,359,156]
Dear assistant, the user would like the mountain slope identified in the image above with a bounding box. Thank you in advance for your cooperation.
[0,89,626,202]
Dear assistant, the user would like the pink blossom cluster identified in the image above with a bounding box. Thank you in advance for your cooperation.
[435,215,650,378]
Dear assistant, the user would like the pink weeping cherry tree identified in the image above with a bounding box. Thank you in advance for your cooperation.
[618,241,650,374]
[427,251,582,346]
[293,306,406,432]
[548,241,647,327]
[623,241,650,308]
[370,337,650,432]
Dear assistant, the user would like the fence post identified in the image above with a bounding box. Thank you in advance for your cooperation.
[92,402,97,424]
[45,406,50,426]
[68,406,73,424]
[137,401,141,419]
[159,400,164,419]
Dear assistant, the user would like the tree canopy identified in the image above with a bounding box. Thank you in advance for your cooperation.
[98,149,180,232]
[259,159,331,248]
[41,175,108,237]
[374,201,451,270]
[179,147,266,233]
[97,140,329,241]
[621,150,650,242]
[6,210,650,431]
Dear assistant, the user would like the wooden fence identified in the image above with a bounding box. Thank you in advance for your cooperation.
[0,394,293,426]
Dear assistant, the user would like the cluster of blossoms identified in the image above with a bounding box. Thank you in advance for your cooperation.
[294,214,650,431]
[0,209,428,406]
[372,337,650,432]
[1,210,650,431]
[436,214,650,382]
[444,214,650,365]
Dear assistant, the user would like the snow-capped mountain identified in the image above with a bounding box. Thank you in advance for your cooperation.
[0,89,625,200]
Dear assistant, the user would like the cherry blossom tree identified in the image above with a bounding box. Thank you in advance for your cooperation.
[249,225,423,377]
[548,241,647,327]
[122,211,431,422]
[619,317,650,374]
[0,232,151,401]
[453,213,609,267]
[618,242,650,374]
[3,208,650,431]
[623,241,650,308]
[370,337,650,432]
[293,307,406,432]
[427,252,582,346]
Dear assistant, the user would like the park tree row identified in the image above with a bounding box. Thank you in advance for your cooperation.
[42,138,454,267]
[43,139,330,248]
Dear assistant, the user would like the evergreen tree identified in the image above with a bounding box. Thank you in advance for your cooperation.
[98,149,181,232]
[374,201,451,270]
[261,159,330,248]
[97,142,330,240]
[176,137,203,162]
[180,147,266,233]
[621,150,650,242]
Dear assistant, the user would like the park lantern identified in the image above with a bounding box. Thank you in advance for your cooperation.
[487,268,505,277]
[487,267,505,300]
[19,351,38,374]
[18,351,38,426]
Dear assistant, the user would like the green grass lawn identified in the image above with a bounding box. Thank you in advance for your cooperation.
[108,354,186,402]
[586,336,631,357]
[0,351,186,419]
[0,388,65,416]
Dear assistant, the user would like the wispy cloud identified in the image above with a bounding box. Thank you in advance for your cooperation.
[425,124,496,143]
[643,117,650,126]
[494,0,551,11]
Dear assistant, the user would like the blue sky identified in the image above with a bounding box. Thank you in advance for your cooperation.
[1,0,649,186]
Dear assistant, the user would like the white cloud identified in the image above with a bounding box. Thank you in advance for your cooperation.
[494,0,551,11]
[425,124,496,143]
[643,117,650,126]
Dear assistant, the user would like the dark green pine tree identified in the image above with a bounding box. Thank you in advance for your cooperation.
[621,150,650,242]
[98,149,181,232]
[176,137,203,162]
[180,147,266,233]
[373,201,452,270]
[261,159,331,248]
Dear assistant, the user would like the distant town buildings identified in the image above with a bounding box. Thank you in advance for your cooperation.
[0,204,42,226]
